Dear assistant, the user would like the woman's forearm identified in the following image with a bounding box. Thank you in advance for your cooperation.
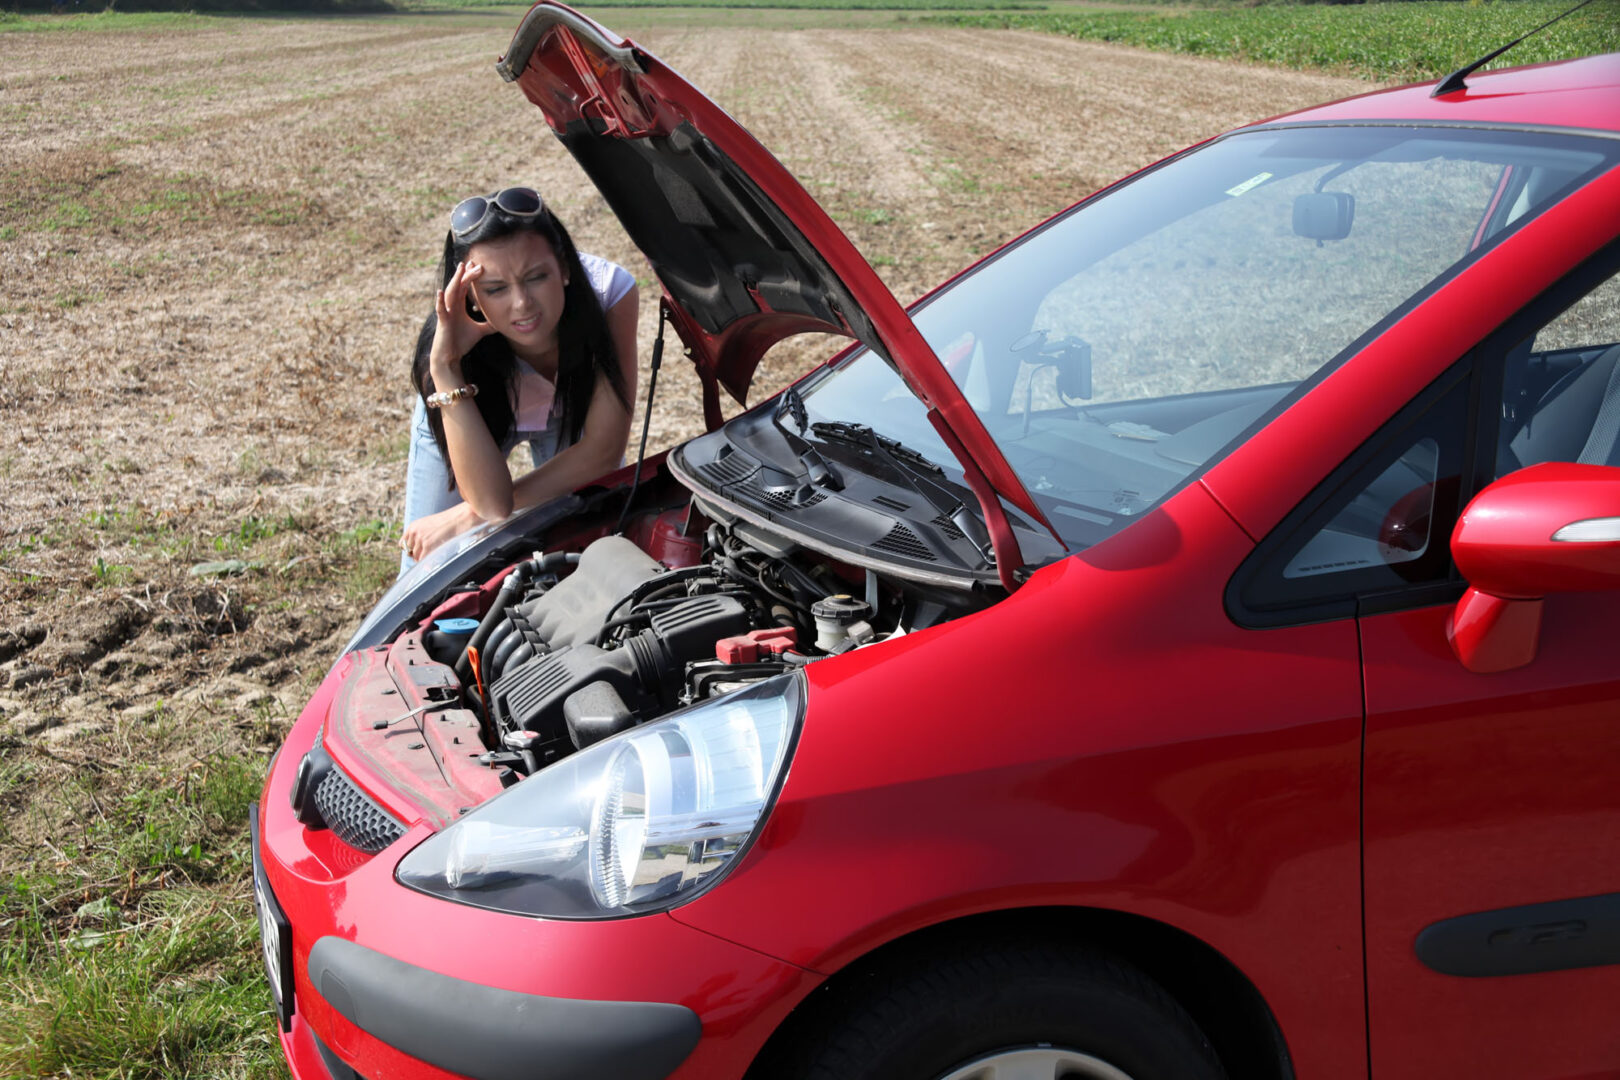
[429,259,514,521]
[509,437,629,512]
[510,336,638,512]
[437,394,515,520]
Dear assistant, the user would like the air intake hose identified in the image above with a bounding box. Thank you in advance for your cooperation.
[454,551,580,685]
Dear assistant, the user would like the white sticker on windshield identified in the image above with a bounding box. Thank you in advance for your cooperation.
[1225,172,1273,198]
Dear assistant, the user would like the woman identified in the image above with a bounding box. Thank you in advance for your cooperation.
[399,187,638,571]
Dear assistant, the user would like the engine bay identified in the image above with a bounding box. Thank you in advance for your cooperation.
[317,498,988,821]
[434,511,984,778]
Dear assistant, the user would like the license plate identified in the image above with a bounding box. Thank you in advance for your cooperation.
[249,805,295,1032]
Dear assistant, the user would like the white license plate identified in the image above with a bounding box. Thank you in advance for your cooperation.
[249,805,294,1032]
[256,875,283,1001]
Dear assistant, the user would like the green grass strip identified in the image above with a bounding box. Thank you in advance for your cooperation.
[928,0,1620,84]
[0,754,280,1079]
[0,4,388,31]
[0,895,287,1079]
[0,10,225,31]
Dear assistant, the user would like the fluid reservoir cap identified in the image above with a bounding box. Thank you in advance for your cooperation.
[811,595,871,624]
[434,618,480,635]
[811,595,874,653]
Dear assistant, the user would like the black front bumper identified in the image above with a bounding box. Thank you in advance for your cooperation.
[305,936,702,1080]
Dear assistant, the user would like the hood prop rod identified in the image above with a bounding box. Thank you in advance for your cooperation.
[617,303,668,535]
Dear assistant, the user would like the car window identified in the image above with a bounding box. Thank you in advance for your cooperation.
[1019,154,1500,410]
[800,126,1616,552]
[1231,248,1620,627]
[1534,269,1620,351]
[1499,267,1620,474]
[1284,438,1444,580]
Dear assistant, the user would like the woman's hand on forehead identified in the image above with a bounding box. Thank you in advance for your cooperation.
[431,259,498,376]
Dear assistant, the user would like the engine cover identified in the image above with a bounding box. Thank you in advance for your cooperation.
[488,593,752,757]
[512,536,664,651]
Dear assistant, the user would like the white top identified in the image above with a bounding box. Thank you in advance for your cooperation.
[581,251,637,312]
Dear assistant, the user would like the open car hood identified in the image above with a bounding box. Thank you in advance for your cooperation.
[497,3,1052,548]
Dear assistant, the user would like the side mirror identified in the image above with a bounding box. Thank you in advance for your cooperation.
[1448,462,1620,673]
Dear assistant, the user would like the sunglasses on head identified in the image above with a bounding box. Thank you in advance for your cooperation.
[449,187,545,238]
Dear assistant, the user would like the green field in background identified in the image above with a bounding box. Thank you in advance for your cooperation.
[0,0,1038,22]
[0,9,227,29]
[930,0,1620,83]
[10,0,1619,56]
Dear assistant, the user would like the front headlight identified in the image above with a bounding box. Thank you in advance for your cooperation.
[396,675,802,918]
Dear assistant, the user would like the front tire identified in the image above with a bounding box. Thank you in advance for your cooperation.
[762,939,1227,1080]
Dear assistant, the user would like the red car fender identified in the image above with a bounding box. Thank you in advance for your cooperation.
[671,482,1370,1078]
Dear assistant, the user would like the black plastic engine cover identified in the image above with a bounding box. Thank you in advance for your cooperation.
[490,644,648,758]
[639,595,754,699]
[489,594,751,750]
[513,536,664,651]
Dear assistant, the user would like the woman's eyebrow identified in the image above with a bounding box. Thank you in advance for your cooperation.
[481,262,553,285]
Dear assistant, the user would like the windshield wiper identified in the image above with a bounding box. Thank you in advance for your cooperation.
[810,420,994,562]
[774,388,843,491]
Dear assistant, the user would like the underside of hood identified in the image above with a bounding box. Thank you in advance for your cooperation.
[564,123,876,413]
[496,2,1054,569]
[498,5,880,416]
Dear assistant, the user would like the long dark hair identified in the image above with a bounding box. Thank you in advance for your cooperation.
[412,202,629,492]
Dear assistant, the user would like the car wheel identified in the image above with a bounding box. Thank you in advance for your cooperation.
[768,941,1227,1080]
[935,1047,1135,1080]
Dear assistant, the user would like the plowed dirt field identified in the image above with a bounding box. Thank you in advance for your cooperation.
[0,10,1368,829]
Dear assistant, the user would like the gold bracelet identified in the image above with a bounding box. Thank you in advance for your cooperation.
[426,384,479,409]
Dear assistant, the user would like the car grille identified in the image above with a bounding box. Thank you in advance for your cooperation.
[311,766,406,855]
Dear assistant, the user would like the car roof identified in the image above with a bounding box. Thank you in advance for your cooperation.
[1253,52,1620,135]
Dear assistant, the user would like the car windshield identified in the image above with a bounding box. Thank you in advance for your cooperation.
[797,125,1616,550]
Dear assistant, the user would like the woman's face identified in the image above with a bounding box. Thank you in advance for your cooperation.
[466,230,570,361]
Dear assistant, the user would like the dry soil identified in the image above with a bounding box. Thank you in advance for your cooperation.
[0,10,1369,766]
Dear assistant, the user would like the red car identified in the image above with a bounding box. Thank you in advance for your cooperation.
[253,9,1620,1079]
